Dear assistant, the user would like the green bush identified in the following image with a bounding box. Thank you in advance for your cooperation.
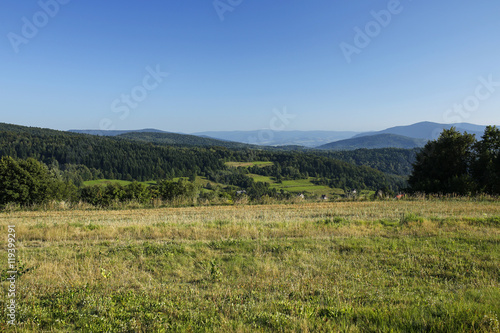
[0,156,76,207]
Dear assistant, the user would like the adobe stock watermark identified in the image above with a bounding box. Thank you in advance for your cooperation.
[443,75,500,124]
[7,0,71,54]
[99,65,168,131]
[339,0,411,64]
[248,107,296,145]
[6,225,17,326]
[213,0,243,22]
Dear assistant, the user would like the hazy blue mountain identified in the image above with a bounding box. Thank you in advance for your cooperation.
[317,134,428,150]
[69,122,494,149]
[192,130,359,147]
[353,122,488,140]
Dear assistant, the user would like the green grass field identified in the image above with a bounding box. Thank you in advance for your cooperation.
[1,200,499,332]
[274,178,334,195]
[248,174,344,196]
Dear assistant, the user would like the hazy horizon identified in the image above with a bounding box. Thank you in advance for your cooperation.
[3,119,500,135]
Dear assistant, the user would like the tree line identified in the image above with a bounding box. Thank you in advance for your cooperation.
[408,126,500,195]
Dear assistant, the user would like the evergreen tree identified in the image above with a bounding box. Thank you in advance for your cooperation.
[472,126,500,194]
[408,128,476,194]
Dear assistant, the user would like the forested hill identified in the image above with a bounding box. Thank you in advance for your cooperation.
[70,128,253,149]
[317,134,427,150]
[0,122,406,190]
[116,131,252,149]
[317,148,419,176]
[69,129,167,136]
[0,122,226,180]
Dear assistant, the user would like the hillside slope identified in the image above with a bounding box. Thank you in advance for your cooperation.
[0,123,226,181]
[70,129,250,148]
[116,132,252,149]
[69,129,167,136]
[0,122,405,190]
[317,134,427,150]
[317,148,419,176]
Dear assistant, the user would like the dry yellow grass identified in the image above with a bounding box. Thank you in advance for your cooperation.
[1,200,498,242]
[0,200,499,331]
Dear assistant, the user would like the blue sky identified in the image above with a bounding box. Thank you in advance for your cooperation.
[1,0,499,133]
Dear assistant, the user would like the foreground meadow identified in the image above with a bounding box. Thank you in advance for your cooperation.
[1,200,500,332]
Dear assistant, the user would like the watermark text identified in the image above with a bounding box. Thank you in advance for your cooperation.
[443,75,500,124]
[100,65,168,130]
[6,225,17,326]
[7,0,71,53]
[340,0,410,64]
[213,0,244,21]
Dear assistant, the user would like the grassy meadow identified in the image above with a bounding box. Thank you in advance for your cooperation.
[247,175,350,197]
[227,160,344,196]
[1,200,500,332]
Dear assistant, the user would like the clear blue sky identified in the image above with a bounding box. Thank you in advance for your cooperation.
[1,0,499,133]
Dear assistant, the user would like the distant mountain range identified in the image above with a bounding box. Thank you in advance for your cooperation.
[192,130,359,147]
[317,134,427,150]
[353,122,487,141]
[317,122,490,150]
[69,121,495,150]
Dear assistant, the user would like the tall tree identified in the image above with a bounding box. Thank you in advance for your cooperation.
[0,157,67,206]
[0,156,32,205]
[472,126,500,194]
[408,128,476,194]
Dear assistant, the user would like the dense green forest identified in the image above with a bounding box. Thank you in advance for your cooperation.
[408,126,500,195]
[0,123,412,206]
[117,133,419,177]
[0,123,227,181]
[0,123,404,185]
[317,148,418,176]
[116,131,253,149]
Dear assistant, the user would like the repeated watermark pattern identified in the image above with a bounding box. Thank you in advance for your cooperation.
[99,65,168,131]
[213,0,244,22]
[7,0,71,54]
[247,107,296,145]
[340,0,411,64]
[443,75,500,124]
[6,225,17,326]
